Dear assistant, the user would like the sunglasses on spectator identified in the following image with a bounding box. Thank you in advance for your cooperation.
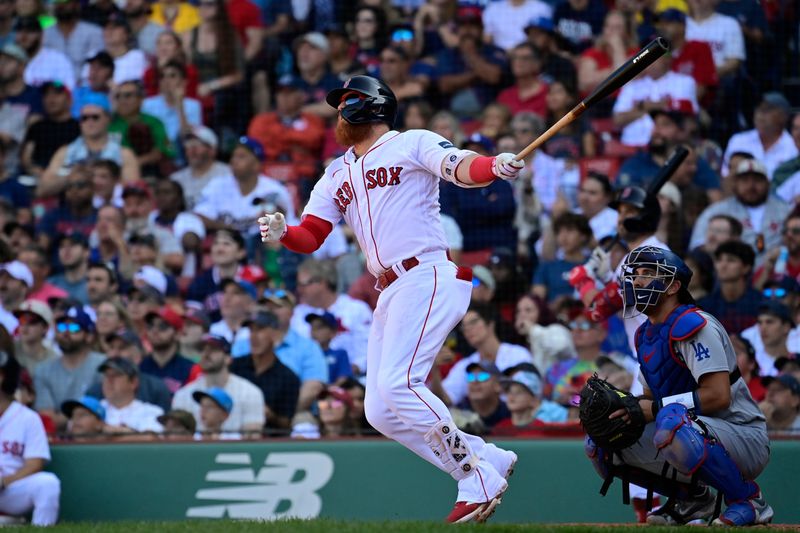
[129,295,149,304]
[56,322,82,334]
[569,321,593,331]
[146,320,172,331]
[80,113,102,122]
[66,180,91,190]
[467,372,492,383]
[115,91,138,99]
[472,278,481,288]
[391,29,413,42]
[764,288,787,298]
[296,278,320,287]
[784,227,800,236]
[380,56,400,64]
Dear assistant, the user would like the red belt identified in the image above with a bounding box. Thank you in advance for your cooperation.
[376,258,473,290]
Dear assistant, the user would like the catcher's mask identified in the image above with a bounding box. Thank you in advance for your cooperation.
[620,246,692,318]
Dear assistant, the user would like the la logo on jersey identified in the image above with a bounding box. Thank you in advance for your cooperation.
[691,340,710,362]
[334,167,403,214]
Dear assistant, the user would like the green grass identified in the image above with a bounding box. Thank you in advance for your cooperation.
[44,520,799,532]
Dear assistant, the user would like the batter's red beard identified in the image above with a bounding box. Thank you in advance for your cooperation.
[335,116,373,147]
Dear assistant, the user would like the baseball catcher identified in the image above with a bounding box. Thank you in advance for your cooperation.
[582,246,772,526]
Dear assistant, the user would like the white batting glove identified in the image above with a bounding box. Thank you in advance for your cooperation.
[585,246,612,283]
[492,153,525,180]
[258,212,286,243]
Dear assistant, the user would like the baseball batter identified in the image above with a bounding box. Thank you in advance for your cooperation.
[584,246,772,526]
[0,352,60,526]
[259,75,521,522]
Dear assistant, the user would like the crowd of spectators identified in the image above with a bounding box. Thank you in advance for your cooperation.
[0,0,799,450]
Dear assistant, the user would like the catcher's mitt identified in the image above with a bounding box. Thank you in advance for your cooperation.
[579,374,645,450]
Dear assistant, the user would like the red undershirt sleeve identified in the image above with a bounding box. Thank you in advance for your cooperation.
[280,214,333,254]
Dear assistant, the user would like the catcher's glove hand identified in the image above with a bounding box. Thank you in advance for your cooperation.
[579,374,645,451]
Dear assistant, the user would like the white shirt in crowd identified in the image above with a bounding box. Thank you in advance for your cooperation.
[170,162,230,211]
[613,72,698,146]
[24,47,76,90]
[442,343,534,406]
[740,324,800,377]
[290,294,374,371]
[440,213,464,253]
[101,398,164,433]
[194,174,297,239]
[722,129,799,179]
[587,207,618,241]
[172,374,265,432]
[686,13,745,69]
[482,0,553,51]
[776,170,800,204]
[312,223,349,260]
[0,402,50,476]
[80,49,147,85]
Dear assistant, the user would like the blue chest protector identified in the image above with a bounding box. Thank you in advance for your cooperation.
[635,304,706,404]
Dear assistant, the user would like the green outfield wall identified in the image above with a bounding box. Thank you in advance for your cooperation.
[50,438,800,523]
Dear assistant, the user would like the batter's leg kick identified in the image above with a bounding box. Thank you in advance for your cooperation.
[362,259,515,518]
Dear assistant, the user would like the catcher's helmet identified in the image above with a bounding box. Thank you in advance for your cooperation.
[610,186,661,234]
[326,75,398,126]
[619,246,693,318]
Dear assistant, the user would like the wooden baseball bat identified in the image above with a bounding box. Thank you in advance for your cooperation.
[514,37,670,161]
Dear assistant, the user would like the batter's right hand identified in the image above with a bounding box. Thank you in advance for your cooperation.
[492,153,525,180]
[258,212,286,242]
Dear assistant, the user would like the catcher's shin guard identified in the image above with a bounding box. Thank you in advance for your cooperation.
[585,436,693,505]
[653,404,759,504]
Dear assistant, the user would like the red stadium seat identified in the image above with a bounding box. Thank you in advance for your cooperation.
[579,156,622,182]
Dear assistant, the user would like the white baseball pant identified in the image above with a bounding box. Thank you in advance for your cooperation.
[0,471,60,526]
[363,251,507,504]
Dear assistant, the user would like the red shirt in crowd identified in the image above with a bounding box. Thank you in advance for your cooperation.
[142,63,200,98]
[247,112,326,180]
[497,81,549,118]
[226,0,263,46]
[672,40,718,106]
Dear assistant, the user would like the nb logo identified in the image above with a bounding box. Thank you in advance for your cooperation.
[691,341,710,362]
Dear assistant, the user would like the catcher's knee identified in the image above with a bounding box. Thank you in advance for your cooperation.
[585,436,611,480]
[653,403,707,474]
[424,419,479,481]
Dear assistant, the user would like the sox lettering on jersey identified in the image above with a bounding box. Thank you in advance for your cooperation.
[2,440,25,457]
[333,167,403,214]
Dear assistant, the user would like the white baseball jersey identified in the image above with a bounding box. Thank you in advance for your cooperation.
[686,14,745,68]
[0,402,50,477]
[290,293,373,371]
[302,129,471,277]
[613,72,698,147]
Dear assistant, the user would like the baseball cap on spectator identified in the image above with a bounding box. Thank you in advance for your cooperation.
[318,385,354,409]
[184,125,218,149]
[133,265,168,296]
[61,395,106,420]
[757,300,794,327]
[763,275,800,299]
[595,352,632,371]
[13,300,54,328]
[145,306,184,331]
[122,180,152,200]
[98,356,140,378]
[305,311,338,330]
[157,409,196,433]
[466,360,501,376]
[87,51,115,70]
[649,100,694,127]
[261,288,297,307]
[193,387,233,413]
[774,353,800,373]
[524,16,555,34]
[201,333,231,353]
[761,374,800,396]
[464,133,495,154]
[80,93,111,114]
[472,265,496,291]
[128,233,157,251]
[456,5,483,24]
[658,181,682,208]
[0,43,29,63]
[1,260,33,287]
[501,370,543,397]
[236,136,266,162]
[213,228,246,250]
[41,80,71,99]
[105,12,131,31]
[126,283,164,305]
[106,328,145,352]
[323,23,349,39]
[734,159,769,180]
[243,310,280,329]
[183,307,210,328]
[13,16,41,32]
[656,8,686,23]
[294,32,330,55]
[489,247,515,268]
[759,92,790,114]
[239,265,268,285]
[219,278,257,300]
[276,74,304,91]
[59,304,95,332]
